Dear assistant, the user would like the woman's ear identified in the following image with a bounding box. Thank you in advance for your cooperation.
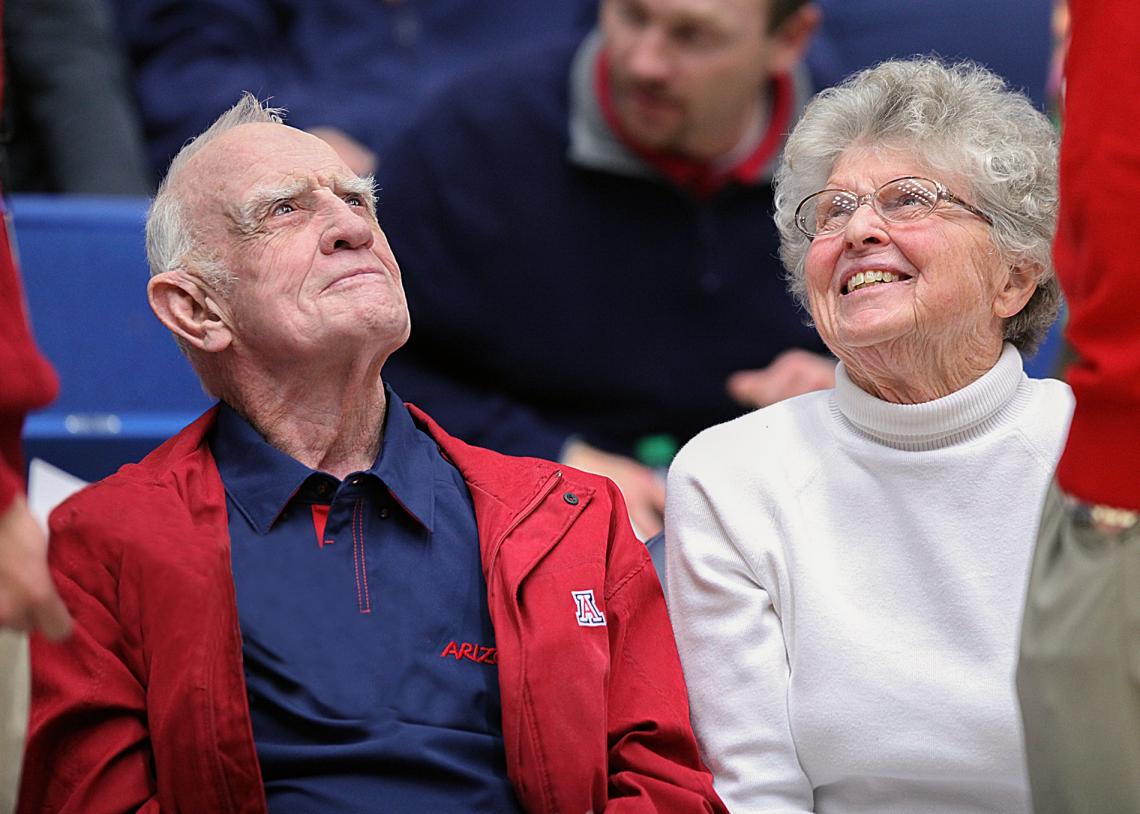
[992,264,1040,320]
[148,271,233,352]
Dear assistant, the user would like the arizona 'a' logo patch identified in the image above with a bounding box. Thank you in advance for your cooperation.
[572,589,606,627]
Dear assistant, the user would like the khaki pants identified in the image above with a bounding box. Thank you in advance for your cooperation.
[1018,482,1140,813]
[0,630,29,814]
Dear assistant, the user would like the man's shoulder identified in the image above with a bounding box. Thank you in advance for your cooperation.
[394,34,581,144]
[441,34,580,99]
[407,402,620,510]
[50,408,223,544]
[668,391,833,497]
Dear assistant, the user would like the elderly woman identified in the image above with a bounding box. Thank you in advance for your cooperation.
[665,59,1073,813]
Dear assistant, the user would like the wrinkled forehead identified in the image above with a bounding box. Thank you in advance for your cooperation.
[174,123,357,226]
[825,141,967,193]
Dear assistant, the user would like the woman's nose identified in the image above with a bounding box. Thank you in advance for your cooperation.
[842,201,890,249]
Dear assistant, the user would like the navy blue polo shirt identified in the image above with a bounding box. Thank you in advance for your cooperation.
[210,390,522,812]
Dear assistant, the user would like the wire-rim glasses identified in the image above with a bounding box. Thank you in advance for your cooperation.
[793,176,993,238]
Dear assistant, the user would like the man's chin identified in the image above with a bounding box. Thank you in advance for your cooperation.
[621,122,684,154]
[613,103,683,152]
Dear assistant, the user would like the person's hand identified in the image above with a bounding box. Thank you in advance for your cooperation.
[0,495,71,640]
[308,127,379,176]
[562,440,665,539]
[726,349,837,409]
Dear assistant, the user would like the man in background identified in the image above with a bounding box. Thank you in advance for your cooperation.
[380,0,830,537]
[0,223,69,813]
[1017,1,1140,811]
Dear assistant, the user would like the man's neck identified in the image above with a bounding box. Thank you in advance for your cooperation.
[219,355,389,479]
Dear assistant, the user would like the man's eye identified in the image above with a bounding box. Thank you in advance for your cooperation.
[272,201,295,216]
[344,194,365,207]
[673,24,716,48]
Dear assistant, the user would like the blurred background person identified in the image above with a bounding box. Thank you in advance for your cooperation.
[3,0,150,194]
[666,58,1070,812]
[112,0,600,181]
[0,230,69,814]
[378,0,829,539]
[1017,1,1140,811]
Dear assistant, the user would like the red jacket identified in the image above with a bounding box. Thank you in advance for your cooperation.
[0,0,56,510]
[0,215,56,510]
[1053,0,1140,510]
[0,58,58,508]
[20,405,724,813]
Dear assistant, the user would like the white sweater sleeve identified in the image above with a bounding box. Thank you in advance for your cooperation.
[665,444,814,814]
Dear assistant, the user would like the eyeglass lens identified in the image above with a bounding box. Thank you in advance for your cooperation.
[800,177,941,236]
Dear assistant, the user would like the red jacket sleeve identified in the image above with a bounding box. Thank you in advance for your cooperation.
[17,501,160,813]
[601,480,727,812]
[0,216,58,511]
[1053,0,1140,509]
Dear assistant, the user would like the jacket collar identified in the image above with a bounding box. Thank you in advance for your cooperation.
[143,402,572,560]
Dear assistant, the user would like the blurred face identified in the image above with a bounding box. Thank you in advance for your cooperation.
[183,123,409,365]
[803,148,1007,365]
[600,0,777,160]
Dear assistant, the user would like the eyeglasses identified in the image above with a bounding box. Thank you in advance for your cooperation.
[793,176,992,238]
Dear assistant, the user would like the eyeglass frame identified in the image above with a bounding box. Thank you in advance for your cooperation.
[793,176,993,239]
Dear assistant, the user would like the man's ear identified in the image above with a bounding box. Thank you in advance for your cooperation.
[992,264,1040,320]
[766,3,821,77]
[148,270,234,353]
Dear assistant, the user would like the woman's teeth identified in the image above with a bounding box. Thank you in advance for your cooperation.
[845,270,900,294]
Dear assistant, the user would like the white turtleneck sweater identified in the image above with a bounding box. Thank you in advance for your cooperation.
[665,344,1073,814]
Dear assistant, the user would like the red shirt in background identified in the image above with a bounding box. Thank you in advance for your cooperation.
[1053,0,1140,510]
[0,0,59,510]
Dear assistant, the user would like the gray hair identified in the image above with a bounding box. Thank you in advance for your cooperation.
[773,58,1061,353]
[145,93,287,291]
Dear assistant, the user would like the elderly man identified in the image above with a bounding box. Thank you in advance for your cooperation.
[17,96,724,814]
[378,0,829,537]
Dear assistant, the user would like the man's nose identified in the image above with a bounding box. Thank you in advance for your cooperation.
[320,198,375,253]
[627,29,671,81]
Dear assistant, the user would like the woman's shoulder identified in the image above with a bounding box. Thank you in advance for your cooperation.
[671,390,833,481]
[1024,373,1074,402]
[1015,374,1076,457]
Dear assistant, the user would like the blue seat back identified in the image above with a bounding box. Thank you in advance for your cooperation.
[13,195,211,480]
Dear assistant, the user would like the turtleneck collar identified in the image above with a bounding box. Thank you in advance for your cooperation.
[832,343,1028,450]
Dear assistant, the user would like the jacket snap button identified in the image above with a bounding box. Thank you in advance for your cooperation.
[563,492,579,505]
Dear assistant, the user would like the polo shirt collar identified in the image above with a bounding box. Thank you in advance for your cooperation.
[211,387,435,534]
[371,388,436,531]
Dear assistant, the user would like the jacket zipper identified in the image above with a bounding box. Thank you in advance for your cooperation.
[486,469,564,604]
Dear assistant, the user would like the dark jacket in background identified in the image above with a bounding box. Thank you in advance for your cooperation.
[379,34,826,463]
[112,0,598,181]
[3,0,150,194]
